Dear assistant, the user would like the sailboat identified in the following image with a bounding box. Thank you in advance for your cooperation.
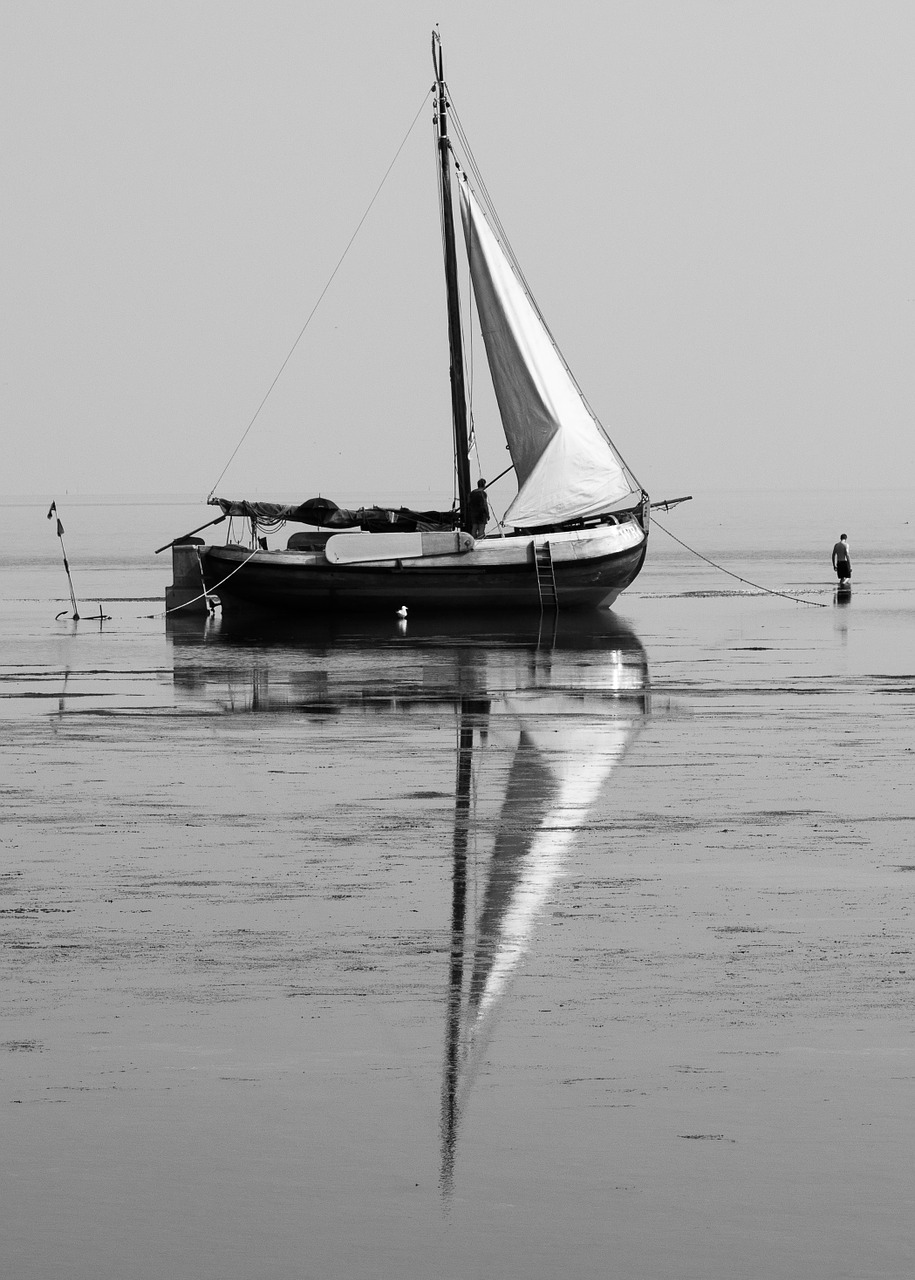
[167,35,651,617]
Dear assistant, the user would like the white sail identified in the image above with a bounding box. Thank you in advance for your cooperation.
[458,175,638,528]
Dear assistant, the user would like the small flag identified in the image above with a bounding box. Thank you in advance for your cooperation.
[47,501,57,519]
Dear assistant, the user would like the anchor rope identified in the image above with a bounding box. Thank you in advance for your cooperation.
[152,546,261,618]
[652,518,827,608]
[207,88,433,500]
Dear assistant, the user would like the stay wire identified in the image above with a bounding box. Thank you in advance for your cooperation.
[207,88,433,501]
[652,518,827,607]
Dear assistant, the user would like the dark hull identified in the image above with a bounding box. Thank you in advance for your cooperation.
[200,537,647,616]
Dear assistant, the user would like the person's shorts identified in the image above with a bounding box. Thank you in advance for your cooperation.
[835,562,851,579]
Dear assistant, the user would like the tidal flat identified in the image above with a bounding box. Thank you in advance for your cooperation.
[2,494,915,1279]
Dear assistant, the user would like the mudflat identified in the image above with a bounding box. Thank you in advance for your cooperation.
[2,571,914,1279]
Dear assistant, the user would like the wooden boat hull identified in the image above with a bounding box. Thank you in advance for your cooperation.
[198,523,648,615]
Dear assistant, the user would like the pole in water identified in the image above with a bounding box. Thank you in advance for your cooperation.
[47,501,80,620]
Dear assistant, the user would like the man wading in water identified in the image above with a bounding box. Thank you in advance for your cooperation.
[832,533,852,584]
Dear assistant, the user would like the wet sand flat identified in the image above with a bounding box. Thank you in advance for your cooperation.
[2,566,915,1278]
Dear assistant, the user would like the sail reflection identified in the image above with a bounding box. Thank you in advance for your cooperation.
[439,670,648,1198]
[165,611,651,1201]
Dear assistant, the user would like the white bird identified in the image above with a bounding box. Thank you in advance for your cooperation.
[396,605,408,618]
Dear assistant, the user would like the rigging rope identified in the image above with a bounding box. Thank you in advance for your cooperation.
[151,545,261,618]
[652,518,827,607]
[207,88,433,501]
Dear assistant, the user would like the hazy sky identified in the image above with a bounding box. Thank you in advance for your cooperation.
[3,1,913,503]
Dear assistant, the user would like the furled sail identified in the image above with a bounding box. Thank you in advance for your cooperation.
[458,175,639,528]
[208,497,455,531]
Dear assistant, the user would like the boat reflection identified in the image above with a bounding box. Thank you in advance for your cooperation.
[165,610,647,713]
[166,610,651,1201]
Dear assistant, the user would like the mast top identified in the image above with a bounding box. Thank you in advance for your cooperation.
[432,29,448,126]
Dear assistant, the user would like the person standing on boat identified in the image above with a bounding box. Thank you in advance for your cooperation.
[469,479,490,539]
[832,534,851,583]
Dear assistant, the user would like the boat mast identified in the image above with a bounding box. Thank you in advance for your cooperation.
[433,31,472,532]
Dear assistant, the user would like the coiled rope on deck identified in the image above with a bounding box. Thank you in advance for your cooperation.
[652,518,827,608]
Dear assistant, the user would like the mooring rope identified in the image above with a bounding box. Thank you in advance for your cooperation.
[652,518,827,607]
[151,545,261,619]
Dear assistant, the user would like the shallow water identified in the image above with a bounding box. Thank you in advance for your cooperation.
[2,492,914,1279]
